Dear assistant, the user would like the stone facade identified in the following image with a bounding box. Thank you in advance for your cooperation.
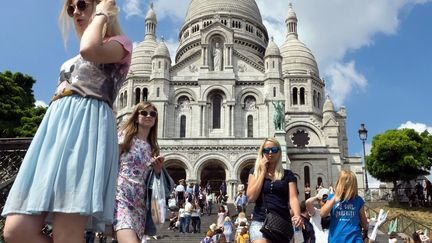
[115,1,363,201]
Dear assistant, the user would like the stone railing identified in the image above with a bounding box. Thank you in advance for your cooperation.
[0,138,31,240]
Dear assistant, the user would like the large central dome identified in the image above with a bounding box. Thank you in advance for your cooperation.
[184,0,263,24]
[176,0,268,63]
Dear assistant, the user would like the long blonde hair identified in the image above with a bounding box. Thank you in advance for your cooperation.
[253,138,283,180]
[59,0,123,46]
[334,170,358,201]
[119,101,160,157]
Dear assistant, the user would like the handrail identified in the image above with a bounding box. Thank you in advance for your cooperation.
[364,204,431,240]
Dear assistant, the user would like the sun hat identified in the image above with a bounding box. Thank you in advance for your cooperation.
[317,188,330,201]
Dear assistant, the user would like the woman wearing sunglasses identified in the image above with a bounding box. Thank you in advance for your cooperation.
[114,101,166,243]
[247,138,302,243]
[2,0,131,242]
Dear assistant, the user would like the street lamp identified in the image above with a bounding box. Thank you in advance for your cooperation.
[358,123,369,192]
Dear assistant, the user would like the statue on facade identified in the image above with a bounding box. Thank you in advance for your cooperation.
[213,42,222,71]
[272,101,284,130]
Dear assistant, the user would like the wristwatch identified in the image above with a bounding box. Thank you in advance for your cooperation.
[94,10,109,20]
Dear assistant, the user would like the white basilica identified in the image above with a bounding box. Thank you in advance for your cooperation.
[115,0,364,201]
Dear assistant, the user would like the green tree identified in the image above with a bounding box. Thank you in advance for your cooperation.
[366,128,432,203]
[0,71,46,137]
[17,106,47,137]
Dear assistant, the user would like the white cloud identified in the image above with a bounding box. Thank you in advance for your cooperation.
[326,61,367,107]
[122,0,189,21]
[35,100,48,108]
[398,121,432,133]
[255,0,430,107]
[123,0,144,18]
[151,0,190,21]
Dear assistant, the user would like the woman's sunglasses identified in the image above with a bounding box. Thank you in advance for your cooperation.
[138,110,157,118]
[263,147,280,154]
[67,0,90,17]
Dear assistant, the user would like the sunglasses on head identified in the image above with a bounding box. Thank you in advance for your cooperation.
[67,0,90,17]
[138,110,157,118]
[262,147,280,154]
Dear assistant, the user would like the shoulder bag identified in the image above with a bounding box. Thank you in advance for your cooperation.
[260,191,293,242]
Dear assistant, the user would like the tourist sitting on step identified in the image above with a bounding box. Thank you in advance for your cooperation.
[168,211,178,231]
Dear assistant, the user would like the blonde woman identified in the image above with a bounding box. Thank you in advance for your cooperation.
[320,170,368,242]
[2,1,131,242]
[114,101,165,243]
[246,138,302,243]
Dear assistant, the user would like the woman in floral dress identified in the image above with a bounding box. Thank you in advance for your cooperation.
[114,101,164,243]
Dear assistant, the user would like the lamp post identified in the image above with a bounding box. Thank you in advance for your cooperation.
[358,123,369,192]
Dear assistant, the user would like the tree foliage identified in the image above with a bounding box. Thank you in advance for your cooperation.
[0,71,46,137]
[366,128,432,186]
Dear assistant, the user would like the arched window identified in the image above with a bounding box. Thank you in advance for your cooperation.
[143,88,148,101]
[124,91,127,107]
[300,87,305,105]
[313,90,317,107]
[158,61,161,69]
[273,87,277,97]
[119,93,124,108]
[156,87,160,97]
[247,115,253,137]
[212,94,222,129]
[293,88,298,105]
[135,88,141,105]
[317,92,321,108]
[180,115,186,138]
[272,60,275,68]
[304,166,310,186]
[317,177,323,188]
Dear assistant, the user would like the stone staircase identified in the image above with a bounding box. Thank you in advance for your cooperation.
[146,203,391,243]
[100,203,390,243]
[147,203,241,243]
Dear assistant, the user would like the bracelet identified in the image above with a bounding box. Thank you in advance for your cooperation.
[94,10,109,21]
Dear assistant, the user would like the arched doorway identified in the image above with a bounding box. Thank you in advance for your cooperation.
[239,160,255,192]
[166,163,186,185]
[200,161,226,194]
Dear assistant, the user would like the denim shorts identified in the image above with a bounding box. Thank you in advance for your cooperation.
[249,220,265,242]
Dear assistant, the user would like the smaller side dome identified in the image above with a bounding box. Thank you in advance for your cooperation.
[146,3,157,21]
[323,96,335,112]
[153,38,171,59]
[264,37,281,57]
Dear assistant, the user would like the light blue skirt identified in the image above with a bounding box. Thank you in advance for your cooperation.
[2,95,118,230]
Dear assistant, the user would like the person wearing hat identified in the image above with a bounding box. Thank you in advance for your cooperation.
[305,187,331,243]
[201,230,215,243]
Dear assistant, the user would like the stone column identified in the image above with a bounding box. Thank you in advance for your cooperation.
[274,131,287,169]
[227,179,239,203]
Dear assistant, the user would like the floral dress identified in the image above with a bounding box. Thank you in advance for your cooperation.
[114,133,152,240]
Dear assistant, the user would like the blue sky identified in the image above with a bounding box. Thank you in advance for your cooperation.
[1,0,431,183]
